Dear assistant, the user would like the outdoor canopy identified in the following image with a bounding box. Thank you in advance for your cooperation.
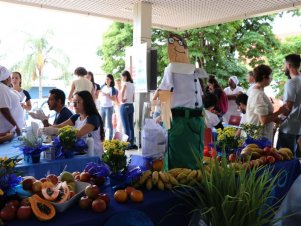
[2,0,301,31]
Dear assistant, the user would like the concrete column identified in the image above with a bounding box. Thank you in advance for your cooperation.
[133,2,152,147]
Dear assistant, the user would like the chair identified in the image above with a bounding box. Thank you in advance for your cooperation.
[113,132,129,142]
[228,115,241,126]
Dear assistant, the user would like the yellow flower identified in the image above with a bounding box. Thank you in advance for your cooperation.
[0,189,4,196]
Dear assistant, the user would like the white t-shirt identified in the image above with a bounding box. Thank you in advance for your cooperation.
[159,63,204,109]
[246,83,256,96]
[205,110,220,128]
[100,86,114,107]
[74,77,93,94]
[121,82,135,104]
[223,86,244,123]
[72,115,104,157]
[245,88,274,141]
[0,83,24,133]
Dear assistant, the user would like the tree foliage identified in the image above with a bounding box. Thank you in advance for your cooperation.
[13,30,70,98]
[98,14,281,88]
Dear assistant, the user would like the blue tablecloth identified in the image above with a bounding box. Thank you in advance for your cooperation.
[0,138,101,179]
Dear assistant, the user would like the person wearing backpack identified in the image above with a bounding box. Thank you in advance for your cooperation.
[100,74,117,140]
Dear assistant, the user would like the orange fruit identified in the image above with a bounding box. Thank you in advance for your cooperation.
[152,159,164,171]
[124,186,135,197]
[130,190,144,203]
[114,190,128,203]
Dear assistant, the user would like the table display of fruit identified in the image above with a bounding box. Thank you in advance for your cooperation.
[78,184,109,212]
[236,144,293,167]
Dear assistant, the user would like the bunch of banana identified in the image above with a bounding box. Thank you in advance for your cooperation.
[240,144,264,161]
[167,168,203,186]
[136,170,175,191]
[277,148,293,160]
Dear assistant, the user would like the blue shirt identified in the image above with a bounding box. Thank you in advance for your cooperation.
[54,107,73,125]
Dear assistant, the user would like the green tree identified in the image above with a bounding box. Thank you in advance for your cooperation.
[99,15,280,87]
[267,35,301,97]
[14,30,70,98]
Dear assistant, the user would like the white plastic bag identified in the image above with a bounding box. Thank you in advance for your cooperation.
[141,119,167,158]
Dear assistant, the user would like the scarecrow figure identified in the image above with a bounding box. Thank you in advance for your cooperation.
[158,33,206,170]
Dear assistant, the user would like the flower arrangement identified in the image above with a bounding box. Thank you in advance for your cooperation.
[102,140,129,174]
[54,125,88,158]
[19,133,46,163]
[0,156,22,196]
[216,127,244,153]
[241,123,264,139]
[58,126,78,150]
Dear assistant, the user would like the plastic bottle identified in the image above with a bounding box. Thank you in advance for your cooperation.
[86,133,94,156]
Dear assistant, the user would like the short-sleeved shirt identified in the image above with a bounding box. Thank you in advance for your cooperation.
[280,76,301,135]
[159,63,203,109]
[70,114,103,156]
[16,89,31,102]
[100,85,117,107]
[223,86,244,123]
[121,82,135,104]
[54,107,73,125]
[0,83,24,133]
[245,88,274,141]
[205,110,220,128]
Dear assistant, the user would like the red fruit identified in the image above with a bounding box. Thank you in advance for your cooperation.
[92,199,107,212]
[72,171,81,177]
[46,174,59,185]
[266,155,276,164]
[40,178,47,183]
[22,176,36,191]
[0,207,16,221]
[32,181,43,194]
[78,196,93,209]
[96,193,110,206]
[5,200,20,208]
[271,152,283,161]
[264,146,272,155]
[85,185,99,199]
[74,174,81,181]
[20,198,30,207]
[80,172,91,182]
[17,206,32,220]
[228,153,236,162]
[69,191,76,199]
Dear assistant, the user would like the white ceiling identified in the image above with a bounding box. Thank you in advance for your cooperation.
[2,0,301,31]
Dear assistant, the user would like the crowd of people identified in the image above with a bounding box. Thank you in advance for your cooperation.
[0,53,300,158]
[0,65,138,154]
[203,54,301,158]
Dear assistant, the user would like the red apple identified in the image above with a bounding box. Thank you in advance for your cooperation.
[17,206,32,220]
[0,207,16,221]
[40,177,47,183]
[92,199,106,213]
[264,146,272,155]
[32,180,43,194]
[46,174,59,185]
[85,185,99,199]
[78,196,93,209]
[96,193,110,206]
[5,200,20,209]
[80,172,91,182]
[266,155,276,164]
[228,153,236,162]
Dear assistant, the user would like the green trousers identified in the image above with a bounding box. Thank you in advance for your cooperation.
[164,108,204,170]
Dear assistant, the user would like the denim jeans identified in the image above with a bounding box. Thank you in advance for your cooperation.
[120,103,134,145]
[276,131,300,158]
[100,106,114,140]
